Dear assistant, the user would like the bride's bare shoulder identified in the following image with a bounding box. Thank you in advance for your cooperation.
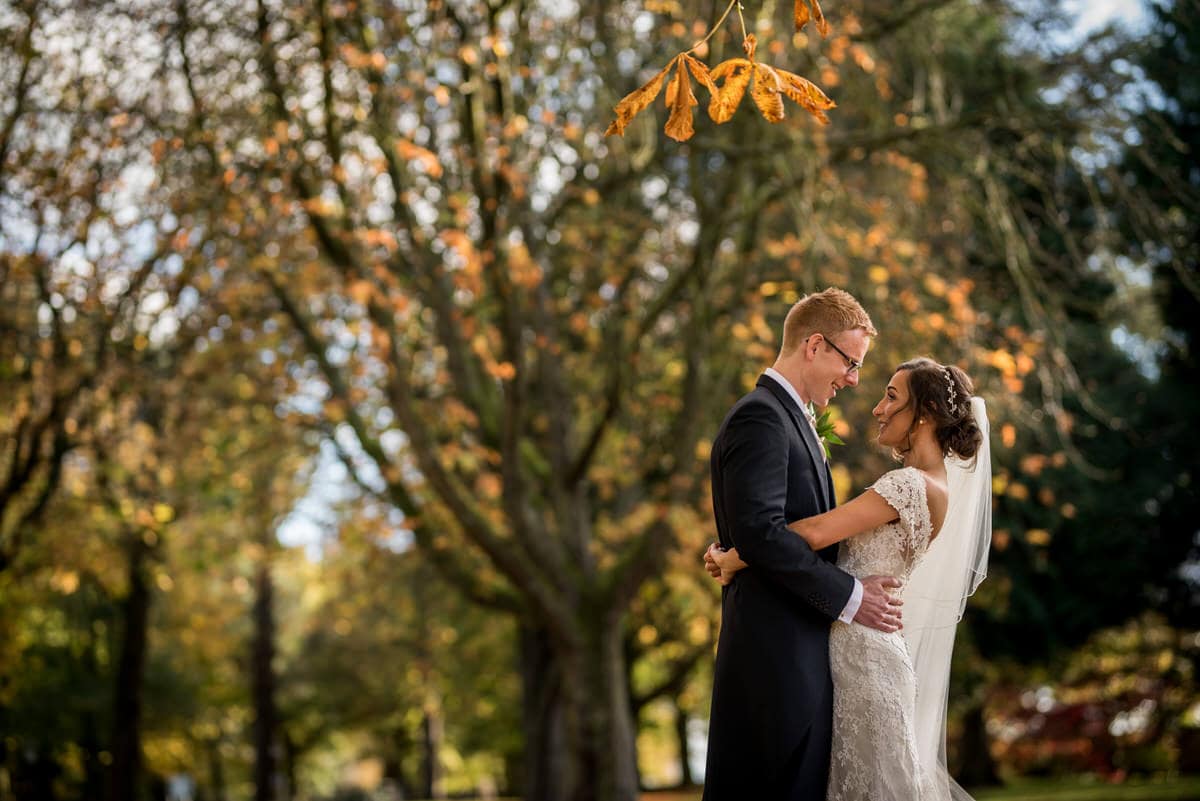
[913,468,949,536]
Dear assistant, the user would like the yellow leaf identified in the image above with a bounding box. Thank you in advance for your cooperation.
[776,68,836,124]
[794,0,811,31]
[795,0,832,36]
[476,474,502,498]
[302,196,339,217]
[489,361,516,380]
[708,61,753,124]
[1026,528,1050,546]
[751,65,785,123]
[347,279,373,306]
[395,139,443,178]
[742,33,758,60]
[605,58,676,137]
[1000,423,1016,448]
[682,53,717,98]
[153,504,175,524]
[53,570,80,594]
[663,61,699,142]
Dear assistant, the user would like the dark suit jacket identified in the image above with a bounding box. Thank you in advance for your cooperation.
[702,375,856,801]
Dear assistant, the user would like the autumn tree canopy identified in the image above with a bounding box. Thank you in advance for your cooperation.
[1,0,1196,799]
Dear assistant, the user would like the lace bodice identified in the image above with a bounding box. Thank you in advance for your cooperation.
[835,467,933,583]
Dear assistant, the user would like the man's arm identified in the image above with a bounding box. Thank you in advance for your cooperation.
[717,399,856,618]
[704,545,901,632]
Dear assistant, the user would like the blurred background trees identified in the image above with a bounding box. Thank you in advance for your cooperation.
[0,0,1196,800]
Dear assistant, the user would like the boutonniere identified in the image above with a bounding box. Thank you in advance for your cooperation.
[808,403,845,459]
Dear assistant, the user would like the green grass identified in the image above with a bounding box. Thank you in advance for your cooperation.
[424,777,1200,801]
[635,776,1200,801]
[970,776,1200,801]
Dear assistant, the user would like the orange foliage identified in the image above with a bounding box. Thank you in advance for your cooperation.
[605,1,837,142]
[394,138,442,178]
[794,0,832,37]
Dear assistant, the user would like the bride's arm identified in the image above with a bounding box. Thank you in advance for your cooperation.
[707,489,897,581]
[788,490,899,550]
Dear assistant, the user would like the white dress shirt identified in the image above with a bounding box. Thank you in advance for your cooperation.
[763,369,864,624]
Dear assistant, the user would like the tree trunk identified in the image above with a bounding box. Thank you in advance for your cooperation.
[252,562,281,801]
[15,745,58,801]
[519,615,640,801]
[518,623,571,801]
[282,731,299,801]
[674,701,694,788]
[205,737,227,801]
[419,701,445,799]
[384,725,417,800]
[82,708,105,800]
[82,627,105,800]
[107,535,151,801]
[561,616,640,801]
[953,701,999,788]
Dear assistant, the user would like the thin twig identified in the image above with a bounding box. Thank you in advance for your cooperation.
[688,0,740,53]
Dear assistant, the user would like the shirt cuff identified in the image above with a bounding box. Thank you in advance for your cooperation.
[837,578,864,624]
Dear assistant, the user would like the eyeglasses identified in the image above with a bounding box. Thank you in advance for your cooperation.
[817,334,862,376]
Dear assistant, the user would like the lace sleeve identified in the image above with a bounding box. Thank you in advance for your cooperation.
[869,468,932,559]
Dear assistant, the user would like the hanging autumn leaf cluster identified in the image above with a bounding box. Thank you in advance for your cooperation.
[605,0,836,142]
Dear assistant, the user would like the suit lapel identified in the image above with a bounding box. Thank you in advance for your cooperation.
[756,375,831,501]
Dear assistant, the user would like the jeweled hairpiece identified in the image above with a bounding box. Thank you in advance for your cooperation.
[939,365,961,414]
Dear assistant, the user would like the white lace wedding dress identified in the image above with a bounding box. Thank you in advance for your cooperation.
[827,466,945,801]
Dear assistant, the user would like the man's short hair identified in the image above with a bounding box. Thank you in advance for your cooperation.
[780,287,877,355]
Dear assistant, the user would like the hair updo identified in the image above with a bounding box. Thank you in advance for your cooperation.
[895,357,982,460]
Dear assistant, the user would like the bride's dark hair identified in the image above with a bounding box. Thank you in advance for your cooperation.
[894,357,982,460]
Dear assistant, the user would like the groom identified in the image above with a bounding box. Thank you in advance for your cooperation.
[702,288,902,800]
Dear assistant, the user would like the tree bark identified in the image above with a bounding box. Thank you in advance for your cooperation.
[282,731,299,801]
[954,701,1000,788]
[384,725,417,800]
[107,535,151,801]
[82,628,105,800]
[518,615,641,801]
[419,702,445,799]
[205,738,227,801]
[252,562,281,801]
[82,708,105,800]
[518,622,571,801]
[561,616,639,801]
[674,701,694,788]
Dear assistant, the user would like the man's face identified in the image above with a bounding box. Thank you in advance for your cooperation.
[808,328,870,406]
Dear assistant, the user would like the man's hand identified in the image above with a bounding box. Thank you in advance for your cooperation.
[703,543,723,580]
[853,575,903,633]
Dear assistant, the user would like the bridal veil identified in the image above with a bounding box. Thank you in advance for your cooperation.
[903,396,992,800]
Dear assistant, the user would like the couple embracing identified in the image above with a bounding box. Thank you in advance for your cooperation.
[702,288,992,801]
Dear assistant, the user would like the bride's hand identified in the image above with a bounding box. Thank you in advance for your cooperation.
[704,543,748,586]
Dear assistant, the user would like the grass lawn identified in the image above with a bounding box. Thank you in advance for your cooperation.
[971,776,1200,801]
[636,776,1200,801]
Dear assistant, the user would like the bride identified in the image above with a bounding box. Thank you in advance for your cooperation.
[708,357,992,800]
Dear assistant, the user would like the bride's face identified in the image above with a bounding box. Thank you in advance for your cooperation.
[873,370,916,448]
